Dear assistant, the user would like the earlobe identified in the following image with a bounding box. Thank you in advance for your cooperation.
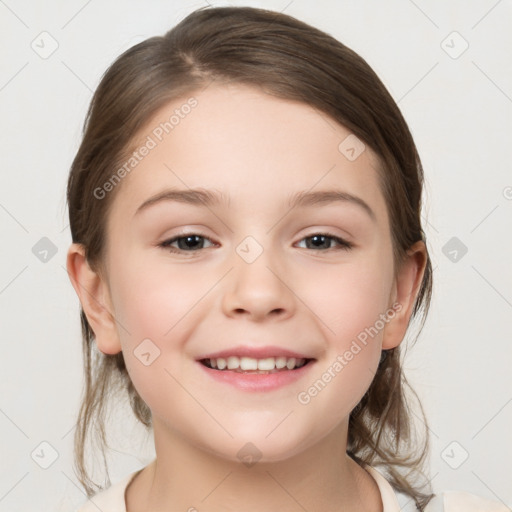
[66,243,122,355]
[382,241,427,350]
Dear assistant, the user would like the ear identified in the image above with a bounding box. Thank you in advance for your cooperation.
[66,243,122,355]
[382,241,428,350]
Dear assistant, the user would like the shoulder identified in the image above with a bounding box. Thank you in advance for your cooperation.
[425,490,510,512]
[74,470,141,512]
[363,464,509,512]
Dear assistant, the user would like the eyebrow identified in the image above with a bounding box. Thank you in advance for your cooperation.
[134,187,376,221]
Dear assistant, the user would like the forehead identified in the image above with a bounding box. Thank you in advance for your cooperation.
[108,83,387,223]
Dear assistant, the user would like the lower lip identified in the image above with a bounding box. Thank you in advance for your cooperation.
[196,360,315,392]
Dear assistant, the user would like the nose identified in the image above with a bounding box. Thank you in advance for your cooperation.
[221,245,296,322]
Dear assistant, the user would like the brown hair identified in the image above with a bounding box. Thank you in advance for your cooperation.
[67,5,434,508]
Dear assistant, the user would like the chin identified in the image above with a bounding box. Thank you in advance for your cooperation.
[200,431,312,467]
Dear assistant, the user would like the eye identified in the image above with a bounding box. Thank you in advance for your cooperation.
[159,233,215,253]
[159,231,352,254]
[296,233,353,251]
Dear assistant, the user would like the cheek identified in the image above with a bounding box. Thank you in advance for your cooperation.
[109,256,210,344]
[107,244,395,427]
[111,248,394,370]
[294,258,393,412]
[303,257,393,344]
[107,259,203,417]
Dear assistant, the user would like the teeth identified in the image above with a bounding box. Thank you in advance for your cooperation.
[286,357,296,370]
[227,356,239,370]
[275,357,287,369]
[204,356,308,372]
[257,358,275,371]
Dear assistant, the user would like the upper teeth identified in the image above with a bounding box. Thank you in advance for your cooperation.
[208,356,306,371]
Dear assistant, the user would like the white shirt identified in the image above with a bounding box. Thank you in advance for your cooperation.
[76,464,509,511]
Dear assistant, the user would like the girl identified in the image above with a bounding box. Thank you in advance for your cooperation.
[66,6,508,512]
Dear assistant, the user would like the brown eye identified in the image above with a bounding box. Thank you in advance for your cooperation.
[160,234,215,253]
[296,233,352,251]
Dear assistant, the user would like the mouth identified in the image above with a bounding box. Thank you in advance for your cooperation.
[199,356,315,374]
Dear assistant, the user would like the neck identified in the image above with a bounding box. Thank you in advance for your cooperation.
[126,419,382,512]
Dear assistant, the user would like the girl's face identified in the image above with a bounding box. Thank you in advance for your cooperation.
[86,83,422,463]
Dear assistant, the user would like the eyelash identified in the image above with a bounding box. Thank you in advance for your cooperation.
[158,232,353,254]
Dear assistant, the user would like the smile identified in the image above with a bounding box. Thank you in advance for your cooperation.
[197,357,316,392]
[200,356,312,373]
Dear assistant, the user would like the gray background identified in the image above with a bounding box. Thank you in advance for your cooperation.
[0,0,511,510]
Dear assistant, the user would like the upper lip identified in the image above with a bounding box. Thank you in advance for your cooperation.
[197,345,315,361]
